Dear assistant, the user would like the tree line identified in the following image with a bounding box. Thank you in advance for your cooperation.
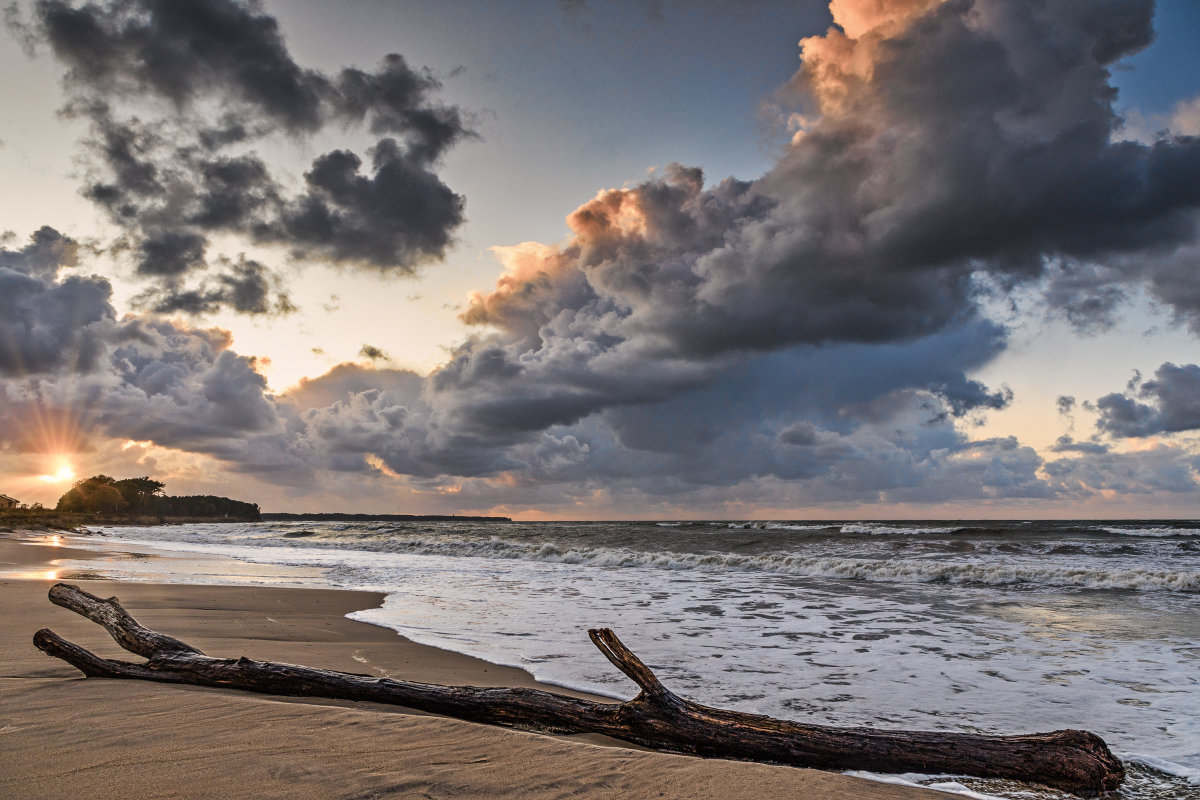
[55,475,260,520]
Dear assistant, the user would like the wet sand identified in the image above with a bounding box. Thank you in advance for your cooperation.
[0,533,943,799]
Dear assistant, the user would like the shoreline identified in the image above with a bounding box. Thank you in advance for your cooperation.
[0,531,945,799]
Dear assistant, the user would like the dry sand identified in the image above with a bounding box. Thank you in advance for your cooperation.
[0,533,945,799]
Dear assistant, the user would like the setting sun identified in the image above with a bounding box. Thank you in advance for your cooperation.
[37,464,76,484]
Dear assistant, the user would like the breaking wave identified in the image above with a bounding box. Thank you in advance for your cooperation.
[275,533,1199,591]
[839,523,966,535]
[93,522,1200,593]
[1094,525,1200,538]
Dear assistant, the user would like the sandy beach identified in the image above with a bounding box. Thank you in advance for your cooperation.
[0,532,944,800]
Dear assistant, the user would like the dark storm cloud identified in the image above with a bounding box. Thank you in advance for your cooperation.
[555,322,1018,494]
[137,231,207,278]
[0,226,297,467]
[280,363,526,480]
[1050,436,1108,455]
[331,54,469,160]
[0,231,304,477]
[756,0,1198,321]
[314,0,1191,506]
[102,327,279,445]
[33,0,469,146]
[455,0,1200,421]
[33,0,325,131]
[0,235,435,482]
[0,228,111,375]
[0,225,79,278]
[1038,261,1129,333]
[323,0,1197,500]
[260,138,464,271]
[1095,363,1200,437]
[139,256,294,316]
[1044,444,1200,496]
[0,309,299,477]
[17,0,470,313]
[1123,242,1200,333]
[8,0,1200,510]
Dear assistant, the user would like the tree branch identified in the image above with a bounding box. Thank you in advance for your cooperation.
[34,583,1124,796]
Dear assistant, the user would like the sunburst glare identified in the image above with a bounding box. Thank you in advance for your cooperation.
[37,464,76,484]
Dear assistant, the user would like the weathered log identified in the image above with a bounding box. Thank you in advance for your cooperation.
[34,583,1123,796]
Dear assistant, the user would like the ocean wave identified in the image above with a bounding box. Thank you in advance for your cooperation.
[762,523,833,532]
[299,534,1199,591]
[93,524,1199,592]
[840,523,966,535]
[843,772,1008,800]
[1120,753,1200,784]
[1094,526,1200,538]
[723,522,833,531]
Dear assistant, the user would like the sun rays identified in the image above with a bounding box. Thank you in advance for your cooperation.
[37,463,76,484]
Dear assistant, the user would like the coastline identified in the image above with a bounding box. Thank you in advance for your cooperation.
[0,532,946,800]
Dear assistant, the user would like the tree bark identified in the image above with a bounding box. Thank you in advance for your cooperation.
[34,583,1123,796]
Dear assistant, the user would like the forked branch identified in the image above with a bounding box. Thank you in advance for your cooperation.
[34,583,1123,796]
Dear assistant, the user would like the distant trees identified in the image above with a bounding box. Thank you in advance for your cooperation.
[114,477,166,513]
[56,475,129,513]
[55,476,259,520]
[153,494,260,519]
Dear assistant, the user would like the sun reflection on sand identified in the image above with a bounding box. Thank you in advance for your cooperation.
[6,568,61,581]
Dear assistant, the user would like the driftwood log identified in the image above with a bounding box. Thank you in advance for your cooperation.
[34,583,1123,796]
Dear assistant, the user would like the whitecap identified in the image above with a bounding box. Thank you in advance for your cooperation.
[1094,526,1200,538]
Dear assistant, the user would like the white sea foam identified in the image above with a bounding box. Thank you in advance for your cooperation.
[762,523,832,531]
[458,540,1193,589]
[1095,526,1200,538]
[843,772,1010,800]
[90,525,1200,591]
[46,522,1200,800]
[356,537,1198,591]
[1121,753,1200,784]
[840,523,966,535]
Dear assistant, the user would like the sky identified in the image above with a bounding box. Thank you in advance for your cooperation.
[2,0,1200,519]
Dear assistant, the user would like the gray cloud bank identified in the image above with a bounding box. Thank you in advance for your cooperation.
[12,0,469,314]
[5,0,1200,511]
[1095,363,1200,438]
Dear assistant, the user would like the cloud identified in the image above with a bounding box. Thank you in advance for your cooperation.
[403,0,1199,507]
[258,138,464,271]
[17,0,471,314]
[464,0,1200,362]
[0,230,294,471]
[1044,444,1200,496]
[1094,362,1200,438]
[135,256,294,316]
[0,228,112,376]
[6,0,1200,513]
[358,344,389,362]
[421,0,1194,468]
[1050,435,1107,454]
[0,226,79,278]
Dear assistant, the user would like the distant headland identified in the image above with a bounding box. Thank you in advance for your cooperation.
[0,475,261,530]
[0,475,513,528]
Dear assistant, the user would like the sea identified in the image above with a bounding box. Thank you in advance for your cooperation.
[16,519,1200,799]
